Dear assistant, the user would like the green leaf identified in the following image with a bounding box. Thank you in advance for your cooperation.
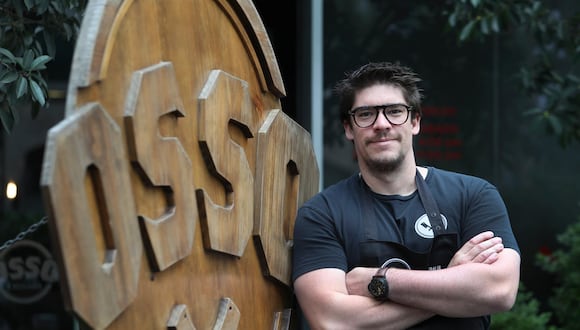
[14,56,23,68]
[23,33,34,47]
[460,20,477,41]
[491,16,500,32]
[52,0,63,13]
[43,30,56,57]
[16,76,28,98]
[480,17,489,34]
[63,23,73,40]
[37,0,49,14]
[29,55,52,71]
[449,12,457,27]
[29,79,46,105]
[0,48,17,63]
[470,0,480,8]
[11,101,20,124]
[566,74,580,84]
[33,40,43,56]
[0,71,19,84]
[24,0,34,10]
[22,49,34,70]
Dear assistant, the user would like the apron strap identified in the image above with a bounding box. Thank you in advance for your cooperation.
[415,168,446,236]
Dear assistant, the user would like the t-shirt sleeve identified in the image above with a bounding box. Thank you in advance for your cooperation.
[461,182,520,254]
[292,202,348,283]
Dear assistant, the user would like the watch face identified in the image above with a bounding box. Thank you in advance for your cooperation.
[368,277,387,298]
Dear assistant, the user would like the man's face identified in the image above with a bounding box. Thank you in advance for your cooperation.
[343,84,420,172]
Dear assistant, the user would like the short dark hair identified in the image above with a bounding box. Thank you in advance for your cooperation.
[334,62,423,124]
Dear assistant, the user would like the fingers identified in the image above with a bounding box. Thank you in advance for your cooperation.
[473,242,504,264]
[468,231,495,245]
[449,232,505,267]
[467,232,502,255]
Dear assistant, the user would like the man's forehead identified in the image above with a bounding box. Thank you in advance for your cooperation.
[353,84,405,106]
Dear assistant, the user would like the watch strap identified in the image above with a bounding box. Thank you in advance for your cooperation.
[374,266,388,278]
[370,267,390,300]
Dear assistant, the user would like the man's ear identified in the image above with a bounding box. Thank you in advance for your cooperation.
[343,120,354,141]
[411,115,421,135]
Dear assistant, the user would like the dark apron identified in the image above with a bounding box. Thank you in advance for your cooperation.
[357,170,488,329]
[359,170,458,269]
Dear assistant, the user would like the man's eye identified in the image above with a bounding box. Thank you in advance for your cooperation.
[357,110,374,119]
[387,108,404,116]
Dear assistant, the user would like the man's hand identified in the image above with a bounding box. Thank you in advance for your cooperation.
[448,231,504,267]
[345,267,376,296]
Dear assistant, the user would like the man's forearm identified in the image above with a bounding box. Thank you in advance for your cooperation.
[299,292,434,330]
[295,268,435,329]
[387,249,520,317]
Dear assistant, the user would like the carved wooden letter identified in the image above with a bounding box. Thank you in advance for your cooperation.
[197,70,255,257]
[124,62,197,271]
[254,110,319,285]
[167,304,197,330]
[41,103,142,329]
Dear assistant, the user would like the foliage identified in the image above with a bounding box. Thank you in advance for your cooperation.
[0,0,86,132]
[536,218,580,329]
[446,3,580,329]
[445,0,580,147]
[490,283,555,330]
[490,217,580,330]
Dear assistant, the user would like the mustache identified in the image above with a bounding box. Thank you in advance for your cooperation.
[366,132,399,143]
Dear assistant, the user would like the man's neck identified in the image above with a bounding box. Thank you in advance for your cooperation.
[360,164,427,196]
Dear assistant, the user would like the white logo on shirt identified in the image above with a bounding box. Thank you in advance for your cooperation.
[414,213,448,238]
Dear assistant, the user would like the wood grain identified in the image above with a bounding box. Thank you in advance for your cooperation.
[41,0,318,329]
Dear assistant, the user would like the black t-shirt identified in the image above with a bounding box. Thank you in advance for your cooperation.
[292,167,519,329]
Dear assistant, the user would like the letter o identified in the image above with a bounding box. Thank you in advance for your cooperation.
[41,103,142,329]
[254,110,319,285]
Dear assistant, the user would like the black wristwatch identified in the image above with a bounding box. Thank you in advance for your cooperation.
[368,267,389,300]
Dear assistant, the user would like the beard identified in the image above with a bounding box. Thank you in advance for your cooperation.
[365,151,405,173]
[360,131,406,173]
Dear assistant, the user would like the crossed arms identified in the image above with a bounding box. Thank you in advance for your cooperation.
[293,231,521,330]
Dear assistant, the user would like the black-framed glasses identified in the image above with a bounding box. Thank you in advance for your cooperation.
[348,104,413,128]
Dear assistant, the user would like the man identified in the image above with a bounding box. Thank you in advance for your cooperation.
[292,62,520,329]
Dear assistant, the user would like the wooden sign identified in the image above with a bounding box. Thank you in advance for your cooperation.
[40,0,319,329]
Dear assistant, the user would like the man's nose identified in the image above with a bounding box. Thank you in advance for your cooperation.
[373,110,392,129]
